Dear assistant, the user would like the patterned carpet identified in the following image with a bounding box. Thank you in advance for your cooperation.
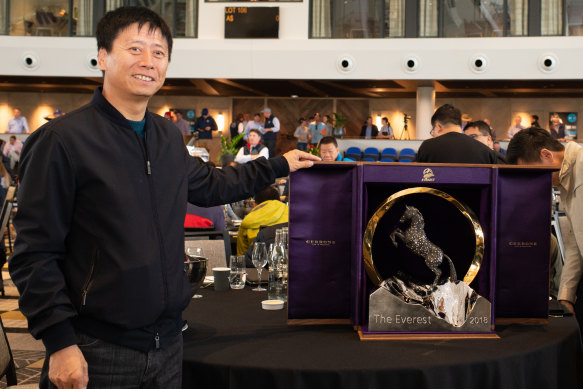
[0,268,43,388]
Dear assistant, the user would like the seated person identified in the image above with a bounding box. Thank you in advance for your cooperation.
[237,186,288,255]
[319,136,344,162]
[186,203,225,231]
[463,120,506,164]
[416,104,498,164]
[235,129,269,164]
[244,222,288,267]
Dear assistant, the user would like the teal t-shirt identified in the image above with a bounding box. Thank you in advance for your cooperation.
[128,118,146,138]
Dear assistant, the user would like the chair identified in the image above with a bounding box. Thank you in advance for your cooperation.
[0,186,16,297]
[185,231,231,276]
[344,147,362,161]
[398,158,413,163]
[363,157,376,162]
[0,316,38,388]
[379,158,394,162]
[398,148,416,162]
[380,147,398,161]
[363,147,380,161]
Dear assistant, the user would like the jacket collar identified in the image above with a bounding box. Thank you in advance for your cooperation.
[91,87,152,132]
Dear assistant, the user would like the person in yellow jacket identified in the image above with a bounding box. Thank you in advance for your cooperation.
[237,186,288,255]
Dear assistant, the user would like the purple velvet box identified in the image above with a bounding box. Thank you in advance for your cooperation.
[288,162,553,328]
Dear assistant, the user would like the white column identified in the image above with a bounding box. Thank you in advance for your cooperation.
[416,86,435,140]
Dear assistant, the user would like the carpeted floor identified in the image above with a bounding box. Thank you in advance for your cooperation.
[0,267,43,388]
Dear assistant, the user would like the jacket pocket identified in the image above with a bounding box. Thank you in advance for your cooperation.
[80,248,99,311]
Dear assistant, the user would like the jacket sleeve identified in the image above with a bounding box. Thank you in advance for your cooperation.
[186,153,289,207]
[8,129,79,355]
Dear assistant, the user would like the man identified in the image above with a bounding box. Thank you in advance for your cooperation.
[506,128,581,326]
[531,114,542,128]
[235,129,269,163]
[507,116,524,139]
[261,107,280,158]
[416,104,498,164]
[9,7,318,388]
[194,108,217,139]
[550,113,566,139]
[173,109,191,136]
[359,116,378,139]
[2,135,23,170]
[319,136,344,162]
[244,113,263,141]
[237,186,288,255]
[7,108,29,134]
[463,120,505,163]
[309,113,326,146]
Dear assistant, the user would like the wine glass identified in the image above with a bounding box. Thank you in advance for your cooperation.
[252,242,267,291]
[185,247,207,298]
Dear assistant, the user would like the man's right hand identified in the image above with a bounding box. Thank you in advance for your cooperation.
[49,345,89,389]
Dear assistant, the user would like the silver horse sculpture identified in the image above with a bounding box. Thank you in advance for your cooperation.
[389,205,457,286]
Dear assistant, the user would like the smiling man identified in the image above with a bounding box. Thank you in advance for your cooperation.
[9,6,318,389]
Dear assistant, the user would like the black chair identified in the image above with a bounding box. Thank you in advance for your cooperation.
[0,187,16,297]
[0,315,38,388]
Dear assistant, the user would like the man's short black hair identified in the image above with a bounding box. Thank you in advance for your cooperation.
[431,104,461,127]
[254,186,280,205]
[319,136,338,147]
[96,6,173,61]
[506,127,564,164]
[532,114,539,121]
[248,129,262,138]
[464,120,492,137]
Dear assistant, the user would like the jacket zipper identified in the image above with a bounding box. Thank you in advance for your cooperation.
[134,129,169,312]
[81,248,99,307]
[154,331,160,350]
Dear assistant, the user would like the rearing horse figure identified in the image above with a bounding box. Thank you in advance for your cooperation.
[389,205,457,286]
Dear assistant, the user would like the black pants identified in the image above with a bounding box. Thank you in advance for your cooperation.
[264,139,277,158]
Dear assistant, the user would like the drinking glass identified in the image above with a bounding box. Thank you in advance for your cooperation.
[229,255,247,289]
[185,247,207,299]
[252,242,267,291]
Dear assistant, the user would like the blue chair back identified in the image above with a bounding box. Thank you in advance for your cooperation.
[363,157,376,162]
[398,158,413,163]
[379,158,394,162]
[346,147,362,155]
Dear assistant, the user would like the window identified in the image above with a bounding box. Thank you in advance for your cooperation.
[9,0,69,36]
[566,0,583,35]
[311,0,404,38]
[418,0,528,38]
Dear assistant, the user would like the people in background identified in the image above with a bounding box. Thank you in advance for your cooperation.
[237,186,289,255]
[378,117,394,139]
[360,116,378,139]
[235,129,269,164]
[173,109,191,136]
[463,120,505,163]
[2,135,23,170]
[461,114,472,129]
[507,116,524,139]
[294,118,309,151]
[506,128,581,331]
[229,113,246,148]
[8,6,318,388]
[244,113,263,141]
[416,104,498,164]
[6,108,29,134]
[261,107,280,158]
[319,136,344,162]
[493,141,506,155]
[550,113,566,139]
[194,108,217,139]
[531,114,542,128]
[322,114,333,137]
[309,113,326,146]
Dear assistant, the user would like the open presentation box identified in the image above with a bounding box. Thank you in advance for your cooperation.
[287,162,553,336]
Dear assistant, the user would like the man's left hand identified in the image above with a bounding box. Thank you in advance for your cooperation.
[283,150,319,172]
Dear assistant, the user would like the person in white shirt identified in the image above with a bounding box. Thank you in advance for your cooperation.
[7,109,30,134]
[507,116,524,139]
[2,136,23,170]
[235,129,269,163]
[243,113,264,141]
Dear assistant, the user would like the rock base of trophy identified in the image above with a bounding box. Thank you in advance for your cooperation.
[368,279,493,333]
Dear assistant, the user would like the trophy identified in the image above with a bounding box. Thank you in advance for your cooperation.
[363,187,493,333]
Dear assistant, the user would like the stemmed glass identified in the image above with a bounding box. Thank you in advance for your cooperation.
[252,242,267,291]
[185,247,206,298]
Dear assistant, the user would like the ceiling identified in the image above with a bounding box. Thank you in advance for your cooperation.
[2,76,583,98]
